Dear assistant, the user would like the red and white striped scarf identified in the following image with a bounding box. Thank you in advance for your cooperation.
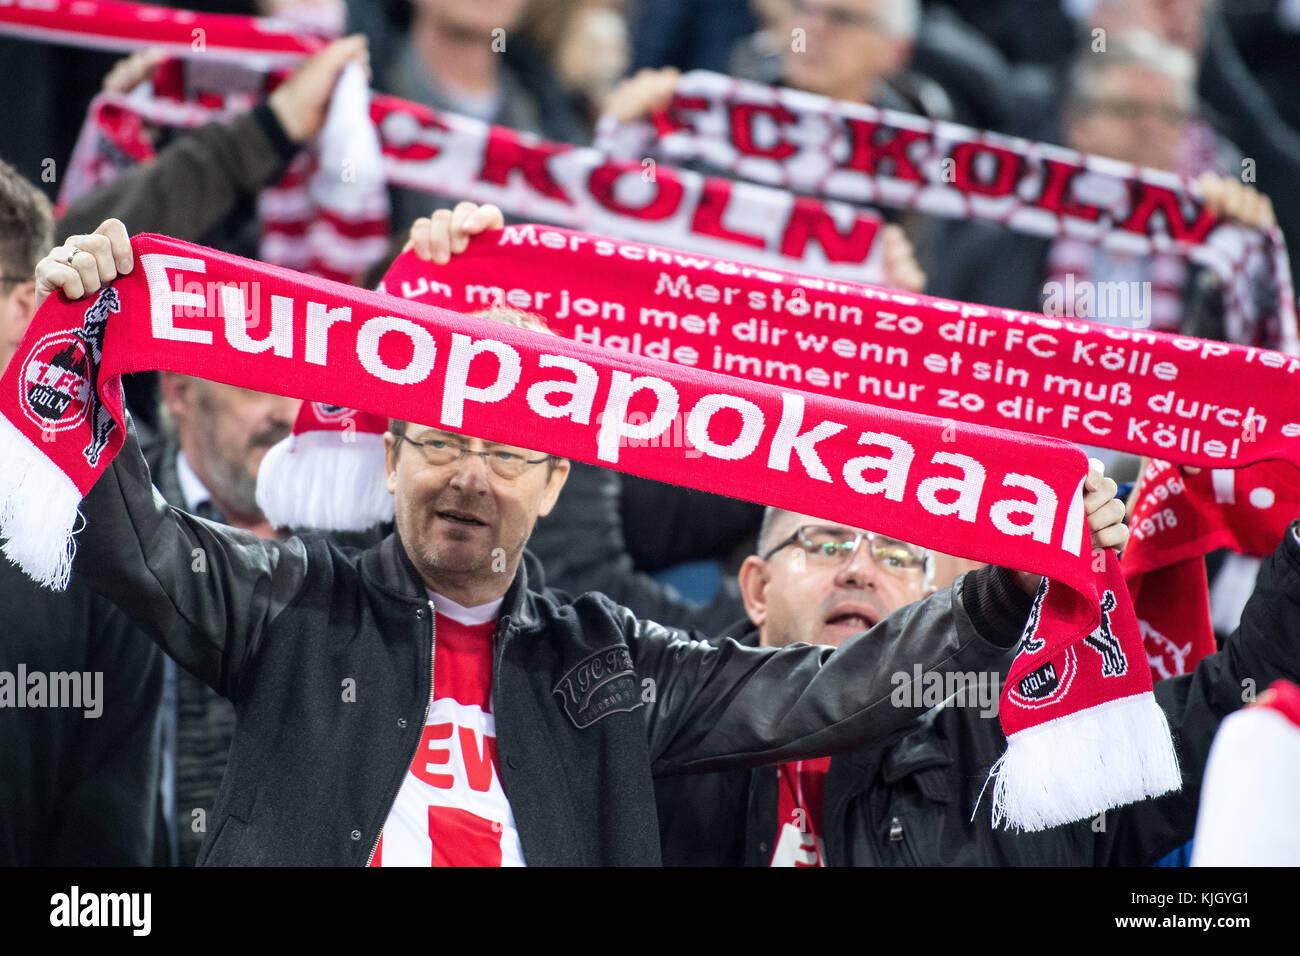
[0,233,1179,832]
[59,56,391,284]
[594,69,1299,355]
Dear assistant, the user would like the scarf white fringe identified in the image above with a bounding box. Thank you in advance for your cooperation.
[989,690,1182,831]
[0,414,82,590]
[256,429,393,532]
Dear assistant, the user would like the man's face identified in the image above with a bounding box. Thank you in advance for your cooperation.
[1065,64,1189,172]
[781,0,909,103]
[413,0,528,39]
[740,512,932,648]
[162,375,299,517]
[0,278,37,377]
[384,423,569,593]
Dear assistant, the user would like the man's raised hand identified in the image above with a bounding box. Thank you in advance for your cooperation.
[267,34,369,145]
[1011,458,1126,594]
[34,219,133,308]
[602,67,680,123]
[1085,458,1127,552]
[404,202,505,265]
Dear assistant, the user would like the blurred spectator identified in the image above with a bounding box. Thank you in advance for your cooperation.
[55,36,366,432]
[518,0,630,123]
[1,170,163,866]
[58,34,368,251]
[972,0,1300,288]
[378,0,590,229]
[1065,30,1208,176]
[730,1,1058,133]
[926,32,1274,346]
[142,376,299,865]
[729,0,953,118]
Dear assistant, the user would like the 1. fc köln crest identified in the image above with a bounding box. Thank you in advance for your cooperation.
[20,332,92,431]
[18,287,119,464]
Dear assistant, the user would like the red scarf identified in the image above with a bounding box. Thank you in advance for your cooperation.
[0,0,323,63]
[1123,460,1300,681]
[372,227,1300,688]
[59,58,391,285]
[383,226,1300,470]
[0,233,1179,831]
[595,69,1299,355]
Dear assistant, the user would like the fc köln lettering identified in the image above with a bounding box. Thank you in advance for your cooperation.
[1008,648,1078,709]
[373,96,886,281]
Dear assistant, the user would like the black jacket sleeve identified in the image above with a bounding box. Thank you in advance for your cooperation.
[634,563,1031,774]
[57,104,297,241]
[73,420,311,701]
[1100,525,1300,864]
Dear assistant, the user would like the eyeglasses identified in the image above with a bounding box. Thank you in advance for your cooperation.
[790,0,883,31]
[1084,97,1192,126]
[398,433,551,480]
[762,525,928,575]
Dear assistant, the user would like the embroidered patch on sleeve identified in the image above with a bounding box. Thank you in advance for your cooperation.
[552,645,643,729]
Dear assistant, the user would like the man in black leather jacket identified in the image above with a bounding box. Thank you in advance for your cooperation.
[33,216,1052,866]
[647,503,1300,866]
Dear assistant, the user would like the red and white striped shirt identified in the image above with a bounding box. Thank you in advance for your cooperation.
[370,594,524,866]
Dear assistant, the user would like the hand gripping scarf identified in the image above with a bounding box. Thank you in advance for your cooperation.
[0,234,1179,831]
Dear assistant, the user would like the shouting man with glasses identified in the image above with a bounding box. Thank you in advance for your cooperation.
[655,493,1300,868]
[654,504,1080,867]
[746,520,938,650]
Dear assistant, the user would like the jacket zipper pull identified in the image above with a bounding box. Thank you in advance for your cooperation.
[888,817,904,842]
